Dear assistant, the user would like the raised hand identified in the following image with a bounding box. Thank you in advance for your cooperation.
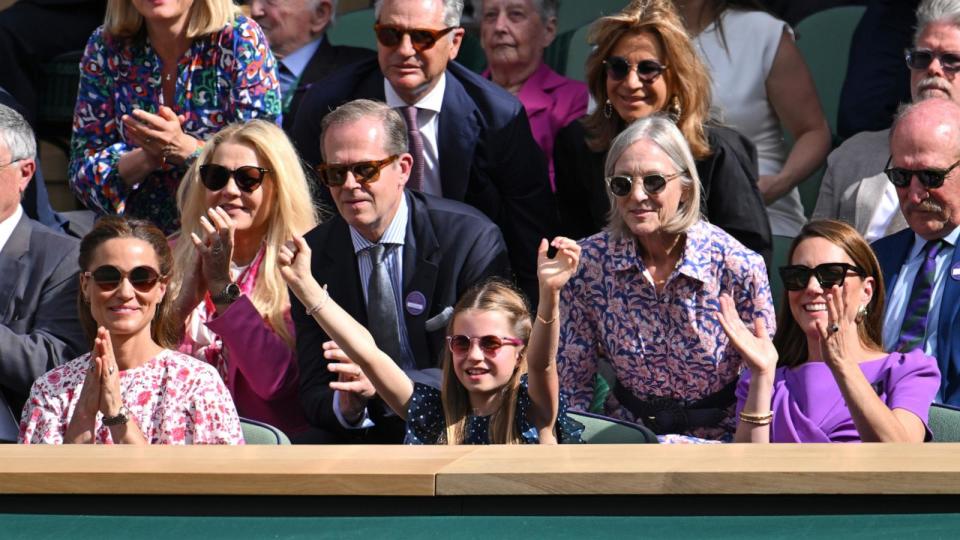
[75,348,103,420]
[278,236,316,292]
[94,327,124,418]
[815,286,854,371]
[190,206,235,296]
[537,237,581,293]
[121,106,198,165]
[716,293,778,376]
[325,340,377,423]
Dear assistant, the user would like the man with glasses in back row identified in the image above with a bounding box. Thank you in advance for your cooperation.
[292,99,510,443]
[291,0,556,306]
[814,0,960,242]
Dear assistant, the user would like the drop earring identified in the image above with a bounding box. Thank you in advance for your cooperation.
[603,99,613,119]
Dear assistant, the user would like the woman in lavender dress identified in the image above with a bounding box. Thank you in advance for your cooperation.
[718,219,940,442]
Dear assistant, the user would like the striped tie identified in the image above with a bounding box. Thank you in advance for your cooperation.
[895,240,944,353]
[401,106,425,191]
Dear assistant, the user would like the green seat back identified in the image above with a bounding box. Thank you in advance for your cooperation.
[240,418,291,445]
[563,23,593,83]
[557,0,630,34]
[327,9,376,52]
[568,411,658,444]
[929,403,960,442]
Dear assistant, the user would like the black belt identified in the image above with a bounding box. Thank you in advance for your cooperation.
[612,379,737,435]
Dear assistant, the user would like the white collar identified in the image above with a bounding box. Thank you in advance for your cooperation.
[384,71,446,113]
[280,36,324,79]
[0,204,23,253]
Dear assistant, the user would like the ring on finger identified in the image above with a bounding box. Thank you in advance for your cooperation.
[828,323,840,335]
[108,366,116,375]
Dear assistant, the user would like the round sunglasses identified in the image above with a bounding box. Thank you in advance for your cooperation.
[905,48,960,74]
[778,263,867,292]
[83,265,163,293]
[605,170,686,197]
[198,164,270,193]
[446,335,524,356]
[373,23,458,52]
[883,155,960,190]
[604,56,668,83]
[315,155,399,187]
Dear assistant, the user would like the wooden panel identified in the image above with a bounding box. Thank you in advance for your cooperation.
[0,445,472,496]
[435,444,960,495]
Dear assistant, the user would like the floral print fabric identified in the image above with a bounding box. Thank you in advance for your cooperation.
[69,15,281,233]
[19,349,244,444]
[558,220,775,440]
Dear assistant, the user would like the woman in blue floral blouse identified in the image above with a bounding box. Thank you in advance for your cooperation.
[69,0,281,234]
[557,114,775,442]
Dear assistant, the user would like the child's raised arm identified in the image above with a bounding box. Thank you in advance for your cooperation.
[278,236,415,420]
[526,237,581,444]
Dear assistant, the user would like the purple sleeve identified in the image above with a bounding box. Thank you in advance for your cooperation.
[887,350,941,426]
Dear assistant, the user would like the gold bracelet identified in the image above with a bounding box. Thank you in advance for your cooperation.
[738,410,774,425]
[306,284,329,317]
[536,313,557,325]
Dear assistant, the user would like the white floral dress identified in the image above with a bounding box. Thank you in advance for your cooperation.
[19,349,244,444]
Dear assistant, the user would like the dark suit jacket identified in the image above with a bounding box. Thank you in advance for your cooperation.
[553,119,773,264]
[292,190,511,443]
[874,228,960,406]
[0,214,85,437]
[281,38,374,133]
[291,57,557,304]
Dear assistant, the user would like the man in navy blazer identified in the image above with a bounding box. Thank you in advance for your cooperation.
[0,104,85,440]
[292,100,511,443]
[873,98,960,405]
[291,0,557,304]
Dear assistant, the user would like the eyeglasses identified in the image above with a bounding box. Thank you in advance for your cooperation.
[446,335,524,356]
[883,155,960,189]
[905,48,960,74]
[605,170,686,197]
[779,263,867,292]
[315,155,399,187]
[198,164,270,193]
[373,23,459,52]
[604,56,668,82]
[83,265,163,293]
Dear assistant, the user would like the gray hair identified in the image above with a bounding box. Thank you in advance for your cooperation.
[603,114,702,239]
[915,0,960,43]
[320,99,409,160]
[374,0,464,27]
[479,0,557,22]
[0,104,36,163]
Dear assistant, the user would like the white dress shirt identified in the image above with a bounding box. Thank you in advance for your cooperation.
[0,205,23,254]
[384,73,446,196]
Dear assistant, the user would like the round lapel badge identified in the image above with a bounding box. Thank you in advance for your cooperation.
[951,262,960,281]
[405,291,426,316]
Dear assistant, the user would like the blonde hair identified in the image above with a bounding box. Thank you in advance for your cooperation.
[604,114,702,239]
[174,120,318,347]
[441,280,532,445]
[104,0,240,39]
[582,0,711,158]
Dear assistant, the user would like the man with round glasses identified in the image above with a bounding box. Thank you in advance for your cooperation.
[873,98,960,407]
[292,99,510,443]
[0,104,84,441]
[815,0,960,242]
[291,0,556,305]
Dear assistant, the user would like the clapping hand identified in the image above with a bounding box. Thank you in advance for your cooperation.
[190,207,235,297]
[537,237,581,293]
[815,286,854,371]
[716,293,778,376]
[122,106,196,165]
[94,327,124,418]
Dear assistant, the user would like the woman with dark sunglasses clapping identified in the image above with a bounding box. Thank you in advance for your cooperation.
[553,0,771,263]
[717,219,940,443]
[19,217,243,444]
[557,115,773,443]
[171,120,317,440]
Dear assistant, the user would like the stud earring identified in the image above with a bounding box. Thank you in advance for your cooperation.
[603,99,613,119]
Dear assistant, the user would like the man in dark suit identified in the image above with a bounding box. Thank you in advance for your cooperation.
[0,104,85,441]
[291,0,557,304]
[250,0,375,132]
[874,98,960,406]
[292,99,510,443]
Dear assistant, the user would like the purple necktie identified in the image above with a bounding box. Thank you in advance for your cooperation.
[895,240,944,353]
[401,106,425,191]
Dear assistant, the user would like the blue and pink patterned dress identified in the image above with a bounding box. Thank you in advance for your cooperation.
[69,15,281,233]
[558,220,775,440]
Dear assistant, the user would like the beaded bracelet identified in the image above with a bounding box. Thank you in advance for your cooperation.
[306,284,329,317]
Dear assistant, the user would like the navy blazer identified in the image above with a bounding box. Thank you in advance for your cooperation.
[291,57,557,304]
[292,190,511,443]
[0,215,85,435]
[874,228,960,405]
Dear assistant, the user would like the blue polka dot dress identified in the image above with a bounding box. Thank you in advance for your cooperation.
[405,374,584,444]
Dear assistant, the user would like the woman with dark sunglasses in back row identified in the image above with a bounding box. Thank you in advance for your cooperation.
[717,220,940,443]
[553,0,771,264]
[170,120,318,440]
[19,217,243,444]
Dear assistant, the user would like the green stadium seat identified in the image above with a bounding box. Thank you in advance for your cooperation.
[327,8,377,52]
[240,417,291,445]
[929,403,960,442]
[557,0,629,34]
[568,411,658,444]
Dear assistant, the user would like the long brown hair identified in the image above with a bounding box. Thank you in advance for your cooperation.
[77,217,182,349]
[441,280,532,445]
[582,0,711,158]
[773,220,886,368]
